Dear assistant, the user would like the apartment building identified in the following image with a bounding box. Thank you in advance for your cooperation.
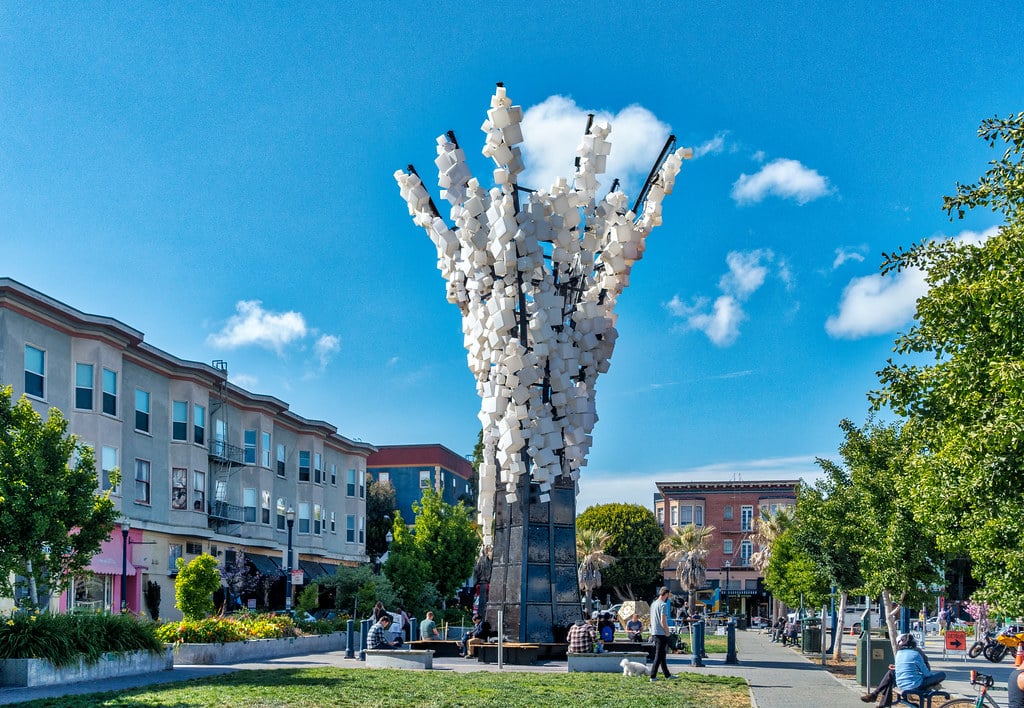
[366,443,475,522]
[0,278,375,619]
[654,479,798,619]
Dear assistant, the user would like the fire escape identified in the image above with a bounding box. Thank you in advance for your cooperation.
[206,360,246,534]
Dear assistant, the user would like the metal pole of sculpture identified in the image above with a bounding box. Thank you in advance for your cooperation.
[396,84,691,642]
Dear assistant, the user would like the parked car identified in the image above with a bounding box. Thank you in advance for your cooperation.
[750,616,769,628]
[312,609,338,622]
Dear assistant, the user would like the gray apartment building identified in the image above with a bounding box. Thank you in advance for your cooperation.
[0,278,375,619]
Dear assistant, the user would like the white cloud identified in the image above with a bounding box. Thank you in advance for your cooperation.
[720,249,771,298]
[207,300,307,352]
[688,295,746,347]
[752,150,766,163]
[314,334,341,370]
[692,132,727,158]
[731,158,833,205]
[832,247,866,270]
[825,226,1000,339]
[229,373,259,390]
[519,95,670,196]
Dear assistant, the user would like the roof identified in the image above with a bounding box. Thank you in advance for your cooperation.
[367,443,474,480]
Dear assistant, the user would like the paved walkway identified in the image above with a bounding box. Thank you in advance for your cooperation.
[0,629,1005,706]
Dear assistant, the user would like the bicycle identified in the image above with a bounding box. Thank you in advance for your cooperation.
[937,670,1000,707]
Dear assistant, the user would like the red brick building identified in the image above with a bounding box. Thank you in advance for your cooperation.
[654,479,798,619]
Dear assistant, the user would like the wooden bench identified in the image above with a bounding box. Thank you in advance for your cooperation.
[476,643,541,665]
[363,649,434,670]
[536,642,568,660]
[407,640,462,657]
[567,651,649,673]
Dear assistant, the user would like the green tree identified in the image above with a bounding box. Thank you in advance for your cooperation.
[410,488,479,603]
[0,387,118,606]
[318,564,398,618]
[365,474,397,563]
[763,527,830,610]
[175,554,221,620]
[871,112,1024,614]
[749,507,793,621]
[382,512,434,614]
[576,503,663,601]
[576,527,615,616]
[659,522,716,615]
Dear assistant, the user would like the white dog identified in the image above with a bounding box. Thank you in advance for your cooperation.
[620,658,648,677]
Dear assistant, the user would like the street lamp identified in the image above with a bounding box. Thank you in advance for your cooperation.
[120,517,131,613]
[285,507,295,611]
[723,560,731,616]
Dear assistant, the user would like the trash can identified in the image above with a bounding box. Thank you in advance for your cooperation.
[856,632,894,687]
[801,625,822,653]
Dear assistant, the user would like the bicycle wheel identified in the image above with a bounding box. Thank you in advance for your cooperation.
[968,641,984,658]
[936,700,979,707]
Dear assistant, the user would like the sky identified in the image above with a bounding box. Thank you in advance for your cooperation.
[1,3,1018,513]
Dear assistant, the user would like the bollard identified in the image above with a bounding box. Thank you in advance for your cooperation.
[359,618,371,661]
[691,620,705,667]
[725,619,738,664]
[345,619,355,659]
[409,617,418,643]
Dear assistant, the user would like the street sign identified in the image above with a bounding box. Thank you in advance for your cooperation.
[945,630,967,655]
[291,569,304,586]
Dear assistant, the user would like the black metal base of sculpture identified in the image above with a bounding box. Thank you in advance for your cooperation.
[484,473,582,643]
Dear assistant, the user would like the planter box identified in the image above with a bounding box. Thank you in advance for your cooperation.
[1,648,173,687]
[171,632,346,665]
[567,651,649,673]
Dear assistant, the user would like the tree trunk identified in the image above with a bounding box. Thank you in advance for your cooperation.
[881,589,903,655]
[26,559,38,608]
[832,590,849,661]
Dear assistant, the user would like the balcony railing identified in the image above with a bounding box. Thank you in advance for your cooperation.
[208,440,245,466]
[208,500,245,524]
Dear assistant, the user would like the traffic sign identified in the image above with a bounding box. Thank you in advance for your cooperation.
[945,630,967,651]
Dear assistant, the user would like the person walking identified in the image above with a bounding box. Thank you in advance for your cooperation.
[649,586,676,682]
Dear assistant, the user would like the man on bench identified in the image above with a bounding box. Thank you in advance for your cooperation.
[369,613,404,649]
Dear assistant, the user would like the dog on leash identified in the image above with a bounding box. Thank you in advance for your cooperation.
[620,658,648,677]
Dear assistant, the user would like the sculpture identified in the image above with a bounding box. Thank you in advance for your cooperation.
[396,84,690,641]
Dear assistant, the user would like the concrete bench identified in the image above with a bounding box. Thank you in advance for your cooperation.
[363,649,434,670]
[567,651,649,673]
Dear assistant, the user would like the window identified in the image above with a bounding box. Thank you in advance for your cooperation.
[379,472,390,485]
[193,404,205,445]
[169,544,183,573]
[261,490,271,524]
[244,429,257,464]
[171,468,187,509]
[419,469,431,489]
[71,574,112,613]
[298,503,310,533]
[346,469,356,497]
[172,401,188,441]
[723,505,733,520]
[740,505,754,532]
[135,459,151,504]
[330,464,337,486]
[346,514,355,543]
[298,451,311,482]
[670,505,678,526]
[102,368,117,416]
[214,419,226,457]
[75,363,94,409]
[243,488,257,523]
[359,516,365,544]
[740,539,753,565]
[135,389,150,432]
[679,505,693,525]
[186,541,203,555]
[314,453,322,484]
[102,446,119,494]
[657,507,665,525]
[695,505,704,526]
[261,432,271,468]
[330,511,336,533]
[313,504,322,534]
[276,498,287,530]
[276,444,286,477]
[723,539,733,555]
[359,470,365,498]
[193,470,205,512]
[24,345,44,398]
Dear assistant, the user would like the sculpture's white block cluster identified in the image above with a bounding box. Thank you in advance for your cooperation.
[397,86,690,544]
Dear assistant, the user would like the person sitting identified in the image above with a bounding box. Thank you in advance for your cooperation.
[460,614,489,657]
[772,616,787,643]
[368,613,403,649]
[598,613,616,643]
[626,613,644,642]
[419,610,441,640]
[894,632,945,695]
[861,633,943,706]
[782,620,798,646]
[567,618,597,653]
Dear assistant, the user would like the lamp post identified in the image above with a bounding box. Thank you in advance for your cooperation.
[723,560,731,616]
[285,507,295,611]
[120,518,131,613]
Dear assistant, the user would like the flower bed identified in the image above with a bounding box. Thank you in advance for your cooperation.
[171,632,346,664]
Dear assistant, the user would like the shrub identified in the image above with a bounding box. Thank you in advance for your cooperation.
[0,611,163,667]
[175,554,221,620]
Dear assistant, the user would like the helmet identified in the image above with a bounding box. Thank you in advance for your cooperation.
[896,633,917,650]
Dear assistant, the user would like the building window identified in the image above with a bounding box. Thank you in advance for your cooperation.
[346,469,356,497]
[261,432,271,468]
[657,507,664,525]
[193,470,205,512]
[740,505,754,532]
[419,469,431,489]
[186,541,203,555]
[24,345,45,399]
[102,368,117,416]
[276,444,286,477]
[723,505,733,520]
[172,401,188,441]
[695,505,704,526]
[330,464,337,486]
[214,419,227,457]
[314,453,322,484]
[330,511,336,533]
[169,544,183,573]
[299,451,311,482]
[101,446,119,494]
[359,470,366,498]
[135,459,151,504]
[193,404,205,446]
[359,516,365,544]
[723,539,733,555]
[379,472,389,485]
[346,515,355,543]
[298,503,310,534]
[740,539,753,565]
[243,488,257,523]
[75,363,94,409]
[276,498,286,531]
[679,505,693,526]
[256,490,268,524]
[670,505,678,527]
[313,504,322,535]
[171,468,187,510]
[134,389,150,433]
[244,429,257,465]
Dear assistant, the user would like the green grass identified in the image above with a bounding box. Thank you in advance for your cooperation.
[16,667,750,707]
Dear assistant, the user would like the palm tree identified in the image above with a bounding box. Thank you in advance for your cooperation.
[659,523,716,615]
[750,507,793,620]
[576,527,615,616]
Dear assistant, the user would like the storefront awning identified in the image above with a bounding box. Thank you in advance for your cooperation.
[248,554,283,577]
[299,560,327,580]
[88,535,136,576]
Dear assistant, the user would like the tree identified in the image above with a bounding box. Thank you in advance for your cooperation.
[0,387,118,606]
[220,551,258,613]
[576,503,664,601]
[410,488,479,603]
[872,113,1024,614]
[576,527,615,616]
[365,474,397,563]
[762,527,830,610]
[749,507,794,623]
[659,522,716,615]
[175,554,221,620]
[318,564,398,618]
[382,512,435,615]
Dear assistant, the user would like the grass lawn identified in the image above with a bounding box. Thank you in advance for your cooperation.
[16,667,750,708]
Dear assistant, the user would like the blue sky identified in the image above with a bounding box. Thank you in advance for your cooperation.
[1,3,1017,511]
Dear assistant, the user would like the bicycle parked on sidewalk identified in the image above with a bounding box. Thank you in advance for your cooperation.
[937,670,1002,707]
